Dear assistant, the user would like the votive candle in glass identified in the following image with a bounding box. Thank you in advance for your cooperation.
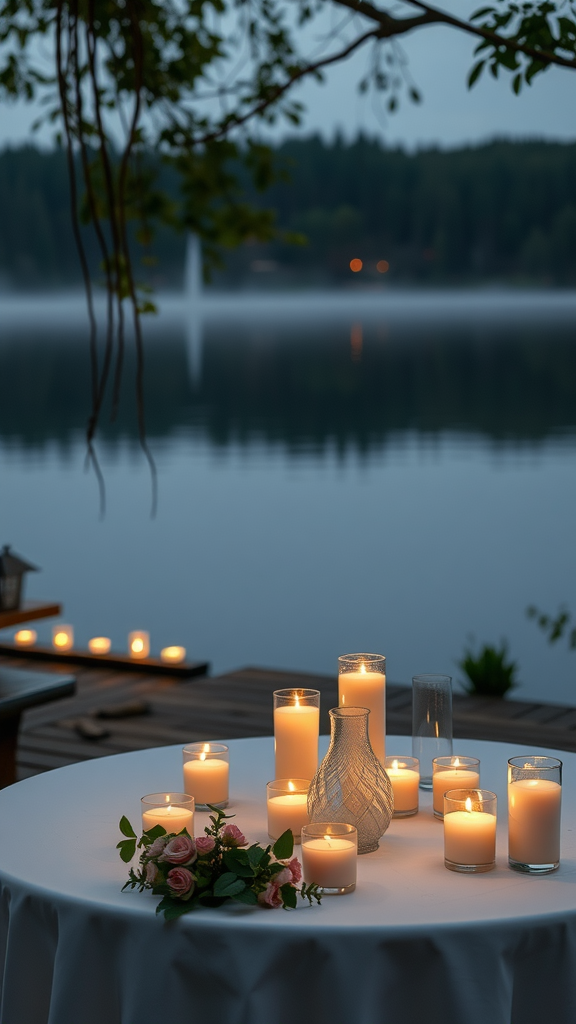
[385,756,420,817]
[14,629,37,647]
[267,779,310,842]
[508,756,562,873]
[301,822,357,895]
[444,789,497,873]
[273,689,320,782]
[88,636,111,655]
[432,756,480,819]
[128,631,150,660]
[339,654,386,763]
[52,624,74,652]
[183,743,229,809]
[141,792,194,835]
[161,645,186,664]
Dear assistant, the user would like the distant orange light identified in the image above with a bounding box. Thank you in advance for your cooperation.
[349,259,363,273]
[376,260,390,274]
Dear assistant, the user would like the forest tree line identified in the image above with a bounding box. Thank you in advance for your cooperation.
[0,136,574,290]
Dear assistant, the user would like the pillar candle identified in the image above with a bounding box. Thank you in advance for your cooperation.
[274,702,319,781]
[339,663,385,762]
[88,637,111,655]
[302,836,357,889]
[183,756,229,806]
[267,790,310,841]
[508,779,561,865]
[387,760,419,814]
[444,805,496,866]
[142,803,194,835]
[433,766,480,816]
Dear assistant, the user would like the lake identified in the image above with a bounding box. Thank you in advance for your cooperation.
[1,289,575,705]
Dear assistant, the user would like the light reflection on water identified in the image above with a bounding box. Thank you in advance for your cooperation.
[0,294,575,705]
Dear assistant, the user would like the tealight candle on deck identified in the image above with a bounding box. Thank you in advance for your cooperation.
[273,689,320,782]
[301,823,357,894]
[432,756,480,819]
[339,654,386,763]
[88,636,111,655]
[508,756,562,873]
[161,646,186,665]
[128,631,150,660]
[443,789,497,872]
[385,756,420,817]
[52,624,74,652]
[267,779,310,842]
[141,793,195,835]
[14,629,37,647]
[183,743,229,809]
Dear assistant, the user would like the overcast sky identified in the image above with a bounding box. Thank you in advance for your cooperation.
[0,12,573,152]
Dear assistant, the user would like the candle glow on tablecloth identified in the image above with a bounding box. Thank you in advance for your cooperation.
[444,792,497,871]
[183,743,229,807]
[14,629,37,647]
[274,690,319,782]
[339,655,386,763]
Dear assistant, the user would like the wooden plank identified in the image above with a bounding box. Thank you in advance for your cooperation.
[0,601,61,630]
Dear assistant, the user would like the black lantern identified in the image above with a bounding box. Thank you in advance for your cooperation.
[0,545,38,612]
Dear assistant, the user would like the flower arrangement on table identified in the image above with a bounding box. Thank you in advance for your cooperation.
[118,807,322,920]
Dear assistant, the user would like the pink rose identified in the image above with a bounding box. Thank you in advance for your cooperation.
[257,882,283,908]
[274,867,292,887]
[147,836,168,858]
[167,867,195,897]
[196,836,216,855]
[160,835,197,866]
[286,857,302,884]
[221,824,247,847]
[145,861,158,884]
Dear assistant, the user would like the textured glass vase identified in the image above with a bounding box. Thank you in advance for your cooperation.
[307,706,394,853]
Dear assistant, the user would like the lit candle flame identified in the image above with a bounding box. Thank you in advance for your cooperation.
[360,663,366,675]
[392,759,398,771]
[132,638,144,653]
[524,762,534,769]
[54,632,69,647]
[15,629,36,646]
[324,834,332,846]
[288,781,296,792]
[465,797,472,813]
[200,752,206,762]
[453,757,460,767]
[294,693,300,708]
[203,743,210,753]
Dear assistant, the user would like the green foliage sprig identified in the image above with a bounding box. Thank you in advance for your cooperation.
[527,604,576,650]
[118,806,322,920]
[458,640,519,697]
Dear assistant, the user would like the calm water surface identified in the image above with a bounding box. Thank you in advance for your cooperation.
[1,292,575,704]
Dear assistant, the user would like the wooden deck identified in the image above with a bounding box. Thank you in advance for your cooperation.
[7,658,576,782]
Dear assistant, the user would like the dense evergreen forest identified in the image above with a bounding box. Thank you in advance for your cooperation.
[0,136,574,290]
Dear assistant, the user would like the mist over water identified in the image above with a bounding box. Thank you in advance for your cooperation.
[1,291,575,705]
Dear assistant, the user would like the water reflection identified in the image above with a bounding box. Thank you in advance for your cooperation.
[1,316,575,452]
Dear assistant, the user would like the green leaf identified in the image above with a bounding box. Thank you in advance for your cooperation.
[280,883,297,910]
[117,838,137,863]
[231,888,259,906]
[223,850,255,877]
[119,816,137,839]
[467,60,486,88]
[246,843,267,867]
[272,830,294,861]
[213,873,247,898]
[141,824,167,842]
[156,896,194,921]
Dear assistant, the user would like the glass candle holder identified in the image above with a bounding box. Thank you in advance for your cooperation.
[141,793,194,835]
[52,624,74,652]
[273,689,320,782]
[267,779,310,842]
[338,654,386,763]
[183,743,229,809]
[88,636,111,655]
[508,756,562,874]
[14,629,37,647]
[128,631,150,659]
[385,756,420,817]
[412,674,453,789]
[160,645,186,664]
[301,822,357,895]
[444,789,497,873]
[432,756,480,819]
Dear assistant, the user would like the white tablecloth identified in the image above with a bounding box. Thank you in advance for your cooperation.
[1,736,575,1024]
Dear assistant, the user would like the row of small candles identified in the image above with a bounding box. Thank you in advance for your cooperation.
[13,626,186,665]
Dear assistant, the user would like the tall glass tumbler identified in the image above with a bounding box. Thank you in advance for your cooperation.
[508,756,562,873]
[412,674,453,790]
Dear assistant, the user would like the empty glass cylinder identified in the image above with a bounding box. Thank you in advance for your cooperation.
[412,674,453,790]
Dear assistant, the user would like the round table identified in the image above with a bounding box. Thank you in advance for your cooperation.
[0,736,575,1024]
